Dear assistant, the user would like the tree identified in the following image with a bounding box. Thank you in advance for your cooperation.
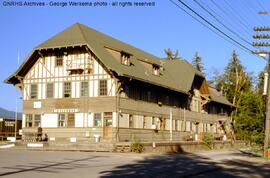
[164,48,179,60]
[215,51,252,105]
[234,91,265,145]
[212,51,252,139]
[192,52,205,75]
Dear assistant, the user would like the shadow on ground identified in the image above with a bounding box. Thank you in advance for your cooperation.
[0,156,103,177]
[100,152,270,178]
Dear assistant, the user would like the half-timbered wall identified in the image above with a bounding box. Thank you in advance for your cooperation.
[21,48,117,129]
[22,50,116,100]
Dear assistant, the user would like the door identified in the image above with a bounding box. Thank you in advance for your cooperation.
[103,112,113,138]
[67,114,75,128]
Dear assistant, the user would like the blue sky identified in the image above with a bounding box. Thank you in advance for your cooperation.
[0,0,269,112]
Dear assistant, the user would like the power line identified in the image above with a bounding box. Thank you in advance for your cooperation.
[193,0,253,47]
[171,0,253,53]
[168,0,250,53]
[209,0,251,37]
[222,0,253,30]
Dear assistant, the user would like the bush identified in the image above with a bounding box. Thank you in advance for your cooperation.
[131,140,144,153]
[203,133,214,150]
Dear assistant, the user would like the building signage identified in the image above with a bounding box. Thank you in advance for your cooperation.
[53,108,79,113]
[33,101,42,109]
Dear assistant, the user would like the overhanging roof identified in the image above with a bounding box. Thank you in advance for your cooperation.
[208,87,234,107]
[4,23,233,107]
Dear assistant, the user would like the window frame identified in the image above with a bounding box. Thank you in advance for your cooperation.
[93,113,102,127]
[34,114,41,127]
[58,114,66,127]
[46,83,54,98]
[25,114,33,128]
[63,82,71,98]
[30,84,38,99]
[55,55,63,67]
[99,80,107,96]
[80,81,89,97]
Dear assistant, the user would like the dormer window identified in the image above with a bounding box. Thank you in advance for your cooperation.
[121,52,130,66]
[152,64,160,76]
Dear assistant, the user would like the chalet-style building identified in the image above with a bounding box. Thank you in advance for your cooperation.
[5,23,233,144]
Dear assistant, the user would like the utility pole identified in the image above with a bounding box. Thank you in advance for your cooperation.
[253,25,270,158]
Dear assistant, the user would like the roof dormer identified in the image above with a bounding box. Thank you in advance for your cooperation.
[121,51,131,66]
[152,64,160,76]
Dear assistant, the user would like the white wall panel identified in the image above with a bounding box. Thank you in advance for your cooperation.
[94,80,98,97]
[113,112,117,127]
[90,81,94,97]
[41,114,58,128]
[71,82,76,98]
[75,113,84,127]
[88,113,93,127]
[58,82,63,98]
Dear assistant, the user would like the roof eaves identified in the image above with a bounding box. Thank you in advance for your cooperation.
[122,74,190,95]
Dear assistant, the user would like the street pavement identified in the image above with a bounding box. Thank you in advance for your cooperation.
[0,149,269,178]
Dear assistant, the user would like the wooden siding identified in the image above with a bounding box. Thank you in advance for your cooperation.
[119,97,229,124]
[23,97,117,114]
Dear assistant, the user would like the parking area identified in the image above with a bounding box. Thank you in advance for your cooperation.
[0,149,269,178]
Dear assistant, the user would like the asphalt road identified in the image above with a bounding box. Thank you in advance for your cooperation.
[0,149,269,178]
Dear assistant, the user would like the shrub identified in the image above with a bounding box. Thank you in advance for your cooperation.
[203,133,214,150]
[131,139,144,153]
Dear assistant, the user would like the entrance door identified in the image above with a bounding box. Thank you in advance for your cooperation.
[103,112,113,138]
[67,114,75,128]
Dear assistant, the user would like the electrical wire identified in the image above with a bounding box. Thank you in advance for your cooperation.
[173,0,253,53]
[168,0,266,60]
[193,0,253,47]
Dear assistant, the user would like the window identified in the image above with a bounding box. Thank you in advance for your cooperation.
[81,81,89,97]
[55,55,63,67]
[46,83,54,98]
[121,52,130,65]
[26,114,33,127]
[104,112,113,126]
[34,114,41,127]
[94,113,102,127]
[99,80,107,96]
[129,115,134,128]
[30,84,37,99]
[63,82,71,98]
[58,114,65,127]
[152,65,160,76]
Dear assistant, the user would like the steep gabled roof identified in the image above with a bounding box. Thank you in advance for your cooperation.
[4,23,233,107]
[6,23,198,94]
[36,23,88,49]
[208,87,234,107]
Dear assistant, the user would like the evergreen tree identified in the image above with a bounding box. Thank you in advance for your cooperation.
[192,52,205,75]
[234,91,265,145]
[215,50,251,105]
[212,51,252,140]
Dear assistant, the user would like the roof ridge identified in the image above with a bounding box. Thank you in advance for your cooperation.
[76,23,88,44]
